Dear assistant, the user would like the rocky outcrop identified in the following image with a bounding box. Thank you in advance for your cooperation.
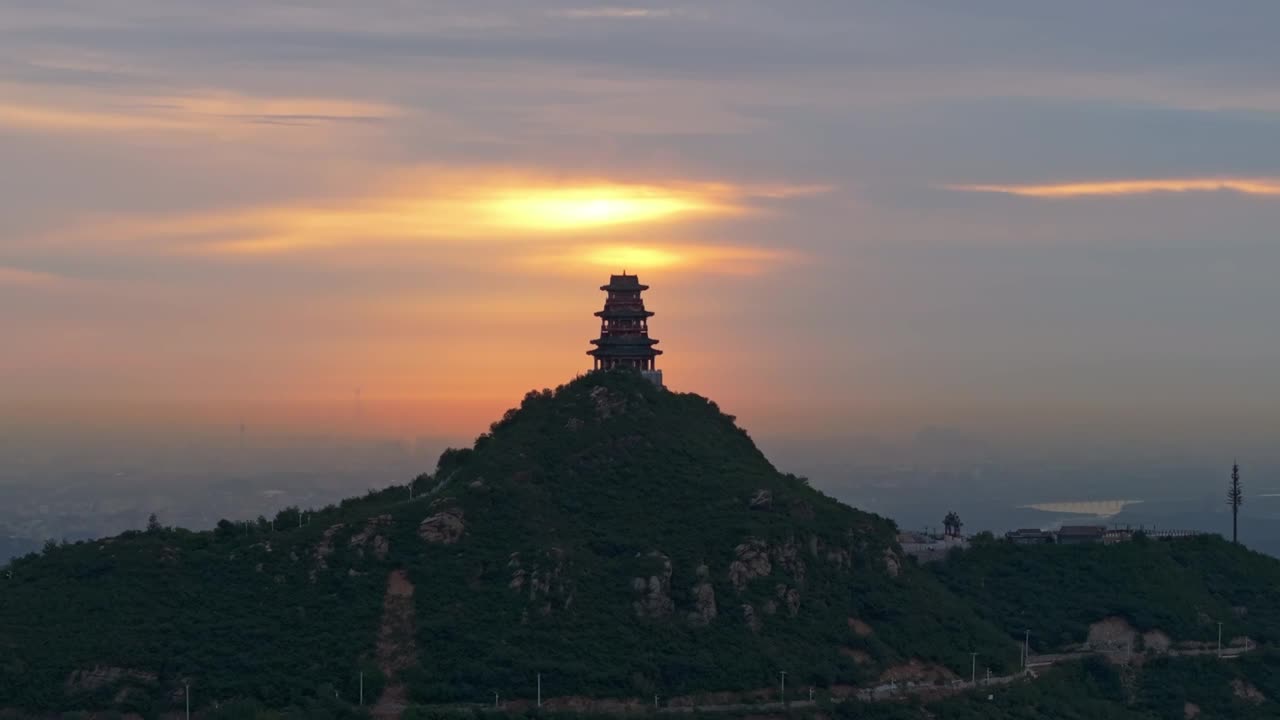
[419,507,465,545]
[589,385,628,419]
[65,666,157,694]
[826,547,852,569]
[839,647,872,664]
[783,586,801,617]
[729,539,772,591]
[772,537,806,585]
[877,659,959,685]
[509,548,573,616]
[1232,679,1266,704]
[742,603,761,633]
[882,548,901,577]
[632,552,674,619]
[311,523,345,580]
[848,617,874,637]
[1142,630,1171,654]
[350,514,392,560]
[1086,617,1137,653]
[688,566,718,626]
[749,489,773,510]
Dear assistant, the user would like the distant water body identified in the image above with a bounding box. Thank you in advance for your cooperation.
[1019,499,1144,518]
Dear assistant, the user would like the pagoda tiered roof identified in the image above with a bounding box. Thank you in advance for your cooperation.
[600,274,649,292]
[594,306,655,319]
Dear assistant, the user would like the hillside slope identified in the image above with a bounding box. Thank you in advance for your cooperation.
[0,371,1015,715]
[6,370,1280,718]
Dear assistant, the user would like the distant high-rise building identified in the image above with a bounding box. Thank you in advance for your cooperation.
[588,273,663,386]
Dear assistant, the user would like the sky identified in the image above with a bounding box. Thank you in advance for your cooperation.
[3,1,1279,460]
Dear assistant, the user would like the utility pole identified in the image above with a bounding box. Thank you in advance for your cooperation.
[494,691,499,709]
[809,687,814,702]
[537,673,542,708]
[1228,462,1243,545]
[1218,622,1223,657]
[654,695,659,709]
[970,653,978,685]
[779,670,786,704]
[360,671,364,706]
[185,682,190,720]
[1024,630,1031,671]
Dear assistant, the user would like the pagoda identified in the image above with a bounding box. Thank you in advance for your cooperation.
[588,273,664,386]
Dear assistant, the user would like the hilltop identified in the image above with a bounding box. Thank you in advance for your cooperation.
[3,370,1280,719]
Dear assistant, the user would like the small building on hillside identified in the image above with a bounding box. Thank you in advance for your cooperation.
[1006,528,1055,545]
[1056,525,1106,544]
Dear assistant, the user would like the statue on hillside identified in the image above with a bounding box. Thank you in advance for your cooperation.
[943,511,963,539]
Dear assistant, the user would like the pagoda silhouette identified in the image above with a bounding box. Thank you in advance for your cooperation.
[588,273,664,386]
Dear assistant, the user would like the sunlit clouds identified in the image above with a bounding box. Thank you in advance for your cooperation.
[0,84,398,136]
[550,7,680,20]
[528,244,791,275]
[948,177,1280,199]
[6,0,1280,448]
[0,266,77,291]
[53,169,813,265]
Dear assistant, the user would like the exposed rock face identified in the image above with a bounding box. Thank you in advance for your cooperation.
[1232,679,1266,704]
[589,385,628,419]
[839,647,872,664]
[826,548,852,569]
[350,514,392,560]
[848,617,874,637]
[65,666,157,694]
[508,553,527,591]
[729,539,772,591]
[688,566,718,627]
[1184,701,1201,719]
[632,552,674,619]
[312,523,346,580]
[877,659,959,685]
[749,489,773,510]
[742,603,761,633]
[784,587,801,617]
[419,507,465,545]
[772,538,806,585]
[509,549,573,616]
[1087,617,1137,653]
[882,548,901,577]
[1142,630,1171,654]
[373,569,418,719]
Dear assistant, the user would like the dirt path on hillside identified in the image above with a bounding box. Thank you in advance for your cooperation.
[372,569,418,719]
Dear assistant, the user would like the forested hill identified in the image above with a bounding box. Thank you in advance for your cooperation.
[3,370,1280,719]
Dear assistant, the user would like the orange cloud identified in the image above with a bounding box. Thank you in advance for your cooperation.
[524,243,793,275]
[61,169,811,256]
[0,84,397,136]
[947,177,1280,198]
[0,266,77,291]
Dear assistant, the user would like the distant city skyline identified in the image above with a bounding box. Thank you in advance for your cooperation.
[3,1,1279,458]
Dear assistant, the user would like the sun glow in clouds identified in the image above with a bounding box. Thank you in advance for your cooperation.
[948,177,1280,198]
[61,170,766,255]
[482,184,730,231]
[526,244,791,275]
